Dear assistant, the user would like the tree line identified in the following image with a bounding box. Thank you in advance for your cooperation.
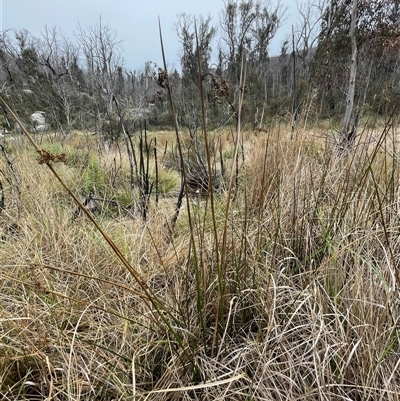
[0,0,399,145]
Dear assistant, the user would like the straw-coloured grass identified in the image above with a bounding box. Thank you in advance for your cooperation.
[1,117,399,399]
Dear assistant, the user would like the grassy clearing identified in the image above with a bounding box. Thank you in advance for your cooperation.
[0,121,400,400]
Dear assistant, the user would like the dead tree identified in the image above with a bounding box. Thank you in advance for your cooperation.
[340,0,358,150]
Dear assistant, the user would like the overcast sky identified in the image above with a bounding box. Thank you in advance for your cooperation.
[1,0,303,72]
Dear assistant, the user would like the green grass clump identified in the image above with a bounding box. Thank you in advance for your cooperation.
[81,157,106,193]
[154,167,180,195]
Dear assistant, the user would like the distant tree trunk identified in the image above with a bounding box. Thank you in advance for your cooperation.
[340,0,358,149]
[291,25,297,138]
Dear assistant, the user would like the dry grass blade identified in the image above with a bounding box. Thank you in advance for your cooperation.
[143,373,247,396]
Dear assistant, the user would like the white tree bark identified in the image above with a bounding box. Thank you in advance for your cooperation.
[341,0,358,145]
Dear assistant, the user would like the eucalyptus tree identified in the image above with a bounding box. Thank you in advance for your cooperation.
[218,0,285,125]
[175,14,216,85]
[35,26,82,134]
[313,0,400,146]
[293,0,327,77]
[75,18,126,140]
[174,14,217,131]
[0,27,87,135]
[0,29,42,115]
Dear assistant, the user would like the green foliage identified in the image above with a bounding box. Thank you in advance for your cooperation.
[115,189,134,208]
[147,110,173,130]
[175,14,216,85]
[65,149,90,170]
[154,168,180,194]
[19,47,39,76]
[81,157,105,193]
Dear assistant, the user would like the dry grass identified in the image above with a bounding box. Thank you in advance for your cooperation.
[1,122,400,400]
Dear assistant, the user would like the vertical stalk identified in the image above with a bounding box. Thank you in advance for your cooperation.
[195,22,220,264]
[154,137,159,204]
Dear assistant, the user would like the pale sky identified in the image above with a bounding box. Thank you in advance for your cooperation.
[1,0,303,72]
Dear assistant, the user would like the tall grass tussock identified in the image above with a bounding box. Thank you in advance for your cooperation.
[1,41,400,400]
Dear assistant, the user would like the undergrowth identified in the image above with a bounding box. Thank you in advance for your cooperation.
[0,120,399,400]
